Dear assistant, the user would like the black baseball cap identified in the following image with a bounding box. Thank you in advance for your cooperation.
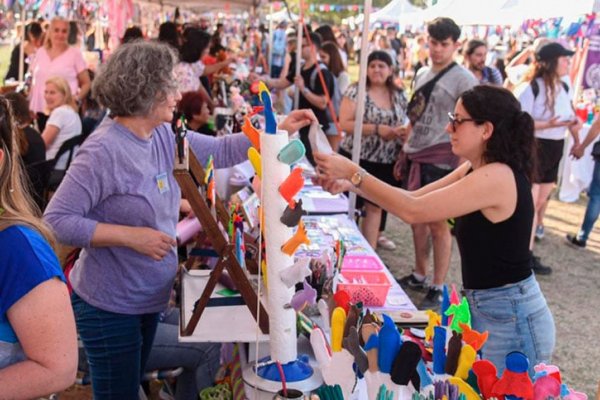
[535,42,575,62]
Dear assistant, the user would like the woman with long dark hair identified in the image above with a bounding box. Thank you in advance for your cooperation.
[516,42,581,273]
[316,85,555,375]
[337,50,407,249]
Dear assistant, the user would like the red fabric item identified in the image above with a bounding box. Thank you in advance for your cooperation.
[472,360,500,400]
[492,369,534,400]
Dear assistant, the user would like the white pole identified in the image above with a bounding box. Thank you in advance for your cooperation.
[268,2,275,76]
[348,0,372,219]
[261,131,297,364]
[294,7,303,109]
[18,4,26,83]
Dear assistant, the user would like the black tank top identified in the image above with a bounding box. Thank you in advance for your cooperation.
[454,168,533,289]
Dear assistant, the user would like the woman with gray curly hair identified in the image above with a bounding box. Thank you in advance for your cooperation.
[44,40,315,398]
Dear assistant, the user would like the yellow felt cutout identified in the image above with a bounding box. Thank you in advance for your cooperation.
[248,147,262,179]
[454,344,477,380]
[330,307,347,352]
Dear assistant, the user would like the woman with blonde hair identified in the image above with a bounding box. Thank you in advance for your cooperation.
[29,17,90,131]
[0,95,77,397]
[41,76,82,172]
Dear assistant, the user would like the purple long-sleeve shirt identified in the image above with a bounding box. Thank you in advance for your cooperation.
[44,117,251,314]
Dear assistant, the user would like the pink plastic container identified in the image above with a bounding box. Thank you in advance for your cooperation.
[337,271,391,306]
[342,255,385,271]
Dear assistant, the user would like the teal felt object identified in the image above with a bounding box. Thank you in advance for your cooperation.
[445,297,471,333]
[377,314,402,374]
[277,139,306,165]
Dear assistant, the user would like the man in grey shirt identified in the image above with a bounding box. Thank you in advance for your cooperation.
[398,18,477,309]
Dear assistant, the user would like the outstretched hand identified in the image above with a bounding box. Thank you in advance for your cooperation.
[313,151,359,181]
[279,109,318,134]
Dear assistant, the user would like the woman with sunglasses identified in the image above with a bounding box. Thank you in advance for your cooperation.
[315,85,555,375]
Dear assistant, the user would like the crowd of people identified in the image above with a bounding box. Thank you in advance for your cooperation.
[0,10,598,399]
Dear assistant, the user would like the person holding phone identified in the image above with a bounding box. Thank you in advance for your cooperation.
[514,42,581,274]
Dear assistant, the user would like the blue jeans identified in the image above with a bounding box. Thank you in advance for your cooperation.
[464,274,555,375]
[145,309,221,400]
[72,292,160,399]
[580,160,600,241]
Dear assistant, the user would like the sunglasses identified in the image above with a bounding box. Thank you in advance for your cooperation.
[447,112,485,132]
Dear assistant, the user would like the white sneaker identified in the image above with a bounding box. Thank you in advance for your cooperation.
[377,235,397,250]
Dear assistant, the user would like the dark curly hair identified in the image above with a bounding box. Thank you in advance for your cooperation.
[460,85,536,181]
[427,17,461,42]
[180,28,211,63]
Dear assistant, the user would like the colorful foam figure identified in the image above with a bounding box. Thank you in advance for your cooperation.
[445,297,471,333]
[343,303,359,338]
[204,155,214,184]
[441,285,450,326]
[533,371,561,400]
[432,326,447,375]
[248,147,262,179]
[444,330,463,375]
[279,258,311,288]
[333,290,351,314]
[342,326,368,375]
[281,220,310,255]
[280,199,304,228]
[447,376,481,400]
[277,139,306,165]
[330,307,347,352]
[425,309,441,343]
[235,229,246,269]
[242,117,261,150]
[258,81,277,134]
[472,360,499,399]
[459,322,489,352]
[491,351,534,400]
[390,341,422,389]
[278,167,304,208]
[362,326,379,373]
[533,363,562,384]
[289,281,317,311]
[454,344,477,380]
[377,314,402,374]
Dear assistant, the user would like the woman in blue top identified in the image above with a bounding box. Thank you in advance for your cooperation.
[0,95,77,397]
[44,40,315,398]
[315,85,555,375]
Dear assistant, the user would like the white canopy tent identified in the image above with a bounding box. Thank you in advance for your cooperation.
[370,0,426,24]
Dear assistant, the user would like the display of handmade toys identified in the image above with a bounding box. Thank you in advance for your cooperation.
[171,113,269,337]
[305,280,587,400]
[241,82,323,393]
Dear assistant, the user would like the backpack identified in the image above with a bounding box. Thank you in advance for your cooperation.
[309,63,340,134]
[530,79,570,99]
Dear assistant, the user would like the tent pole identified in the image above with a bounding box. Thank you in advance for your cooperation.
[348,0,372,220]
[268,2,274,75]
[18,3,26,83]
[294,0,303,109]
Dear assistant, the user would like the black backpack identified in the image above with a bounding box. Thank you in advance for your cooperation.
[530,79,569,99]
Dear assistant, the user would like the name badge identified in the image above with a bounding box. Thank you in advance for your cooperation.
[156,173,169,194]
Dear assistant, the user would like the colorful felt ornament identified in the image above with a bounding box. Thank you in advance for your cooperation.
[289,281,317,311]
[425,309,441,343]
[377,314,402,374]
[533,371,561,400]
[445,330,463,375]
[342,326,368,375]
[491,351,533,400]
[454,344,477,380]
[258,82,277,134]
[459,322,489,352]
[279,167,304,208]
[432,326,447,375]
[445,297,471,333]
[242,117,261,150]
[330,307,347,352]
[281,220,310,255]
[441,285,451,326]
[390,341,422,389]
